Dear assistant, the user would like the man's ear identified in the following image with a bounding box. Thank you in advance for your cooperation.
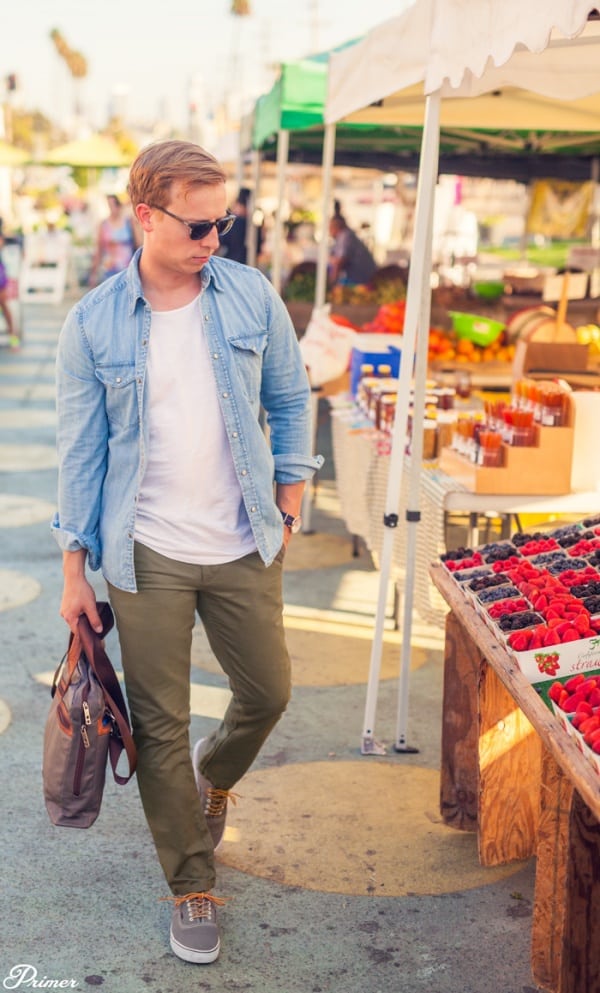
[135,203,154,233]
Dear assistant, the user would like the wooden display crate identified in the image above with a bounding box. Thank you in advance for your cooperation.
[439,422,574,495]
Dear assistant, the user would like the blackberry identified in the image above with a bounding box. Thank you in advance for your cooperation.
[498,611,542,631]
[571,580,600,599]
[481,542,519,563]
[440,546,474,562]
[467,574,507,592]
[478,585,520,603]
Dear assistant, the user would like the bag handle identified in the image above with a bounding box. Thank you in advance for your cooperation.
[77,603,137,784]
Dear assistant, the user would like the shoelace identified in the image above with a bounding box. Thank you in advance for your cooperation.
[204,787,239,817]
[161,892,227,921]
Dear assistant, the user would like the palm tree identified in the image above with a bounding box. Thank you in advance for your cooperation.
[49,29,88,118]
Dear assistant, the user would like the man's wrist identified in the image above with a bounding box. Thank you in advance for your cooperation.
[278,508,302,534]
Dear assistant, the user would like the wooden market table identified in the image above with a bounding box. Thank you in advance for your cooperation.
[431,562,600,993]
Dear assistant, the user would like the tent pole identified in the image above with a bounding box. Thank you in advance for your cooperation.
[394,92,440,751]
[246,149,261,269]
[361,90,441,756]
[300,123,336,536]
[315,122,336,309]
[271,128,289,294]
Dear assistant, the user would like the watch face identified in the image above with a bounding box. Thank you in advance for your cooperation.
[280,509,302,533]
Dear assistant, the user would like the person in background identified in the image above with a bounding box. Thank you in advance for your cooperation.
[89,194,138,285]
[53,140,322,966]
[0,221,17,345]
[328,210,377,287]
[218,187,263,264]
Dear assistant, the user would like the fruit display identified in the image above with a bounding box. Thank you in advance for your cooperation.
[548,674,600,773]
[440,517,600,692]
[361,300,407,334]
[426,326,515,365]
[576,323,600,357]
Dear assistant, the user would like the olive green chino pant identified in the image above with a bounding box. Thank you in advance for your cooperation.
[108,541,290,895]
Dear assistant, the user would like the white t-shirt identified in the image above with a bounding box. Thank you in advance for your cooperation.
[134,293,257,564]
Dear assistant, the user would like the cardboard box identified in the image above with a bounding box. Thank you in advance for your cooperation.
[509,634,600,684]
[439,422,574,494]
[350,340,402,396]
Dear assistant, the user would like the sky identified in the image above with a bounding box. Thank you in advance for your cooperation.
[0,0,413,135]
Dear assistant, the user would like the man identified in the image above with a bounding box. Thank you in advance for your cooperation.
[329,213,377,287]
[52,140,322,965]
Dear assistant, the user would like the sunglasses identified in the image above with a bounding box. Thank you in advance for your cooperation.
[150,205,236,240]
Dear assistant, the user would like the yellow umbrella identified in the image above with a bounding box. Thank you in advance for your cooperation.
[42,135,133,168]
[0,140,30,166]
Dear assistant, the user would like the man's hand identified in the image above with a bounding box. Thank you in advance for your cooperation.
[60,550,103,634]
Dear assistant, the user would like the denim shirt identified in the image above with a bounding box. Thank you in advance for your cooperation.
[52,249,323,592]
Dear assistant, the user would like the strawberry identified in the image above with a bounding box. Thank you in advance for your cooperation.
[575,612,593,634]
[563,693,588,713]
[548,681,565,703]
[508,631,530,652]
[565,674,586,693]
[543,629,561,647]
[561,628,582,643]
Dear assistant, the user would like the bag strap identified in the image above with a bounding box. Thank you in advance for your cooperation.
[78,605,137,785]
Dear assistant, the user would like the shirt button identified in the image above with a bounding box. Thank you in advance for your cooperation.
[222,392,229,398]
[137,377,142,384]
[232,431,238,438]
[142,339,148,346]
[250,505,256,512]
[204,314,209,322]
[241,469,247,476]
[115,377,122,383]
[213,353,219,359]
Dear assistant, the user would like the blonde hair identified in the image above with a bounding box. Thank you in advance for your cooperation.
[127,140,226,209]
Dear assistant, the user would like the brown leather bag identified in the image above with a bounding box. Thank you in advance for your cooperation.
[43,602,137,828]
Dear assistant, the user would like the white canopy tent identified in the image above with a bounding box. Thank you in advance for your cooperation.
[322,0,600,754]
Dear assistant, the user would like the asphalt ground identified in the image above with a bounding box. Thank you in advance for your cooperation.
[0,293,542,993]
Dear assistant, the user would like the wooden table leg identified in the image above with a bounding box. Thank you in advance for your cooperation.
[478,661,541,865]
[532,748,573,993]
[440,610,541,863]
[533,749,600,993]
[440,610,479,831]
[560,788,600,993]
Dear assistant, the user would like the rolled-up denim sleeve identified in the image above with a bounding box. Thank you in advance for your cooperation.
[51,306,108,571]
[259,282,324,484]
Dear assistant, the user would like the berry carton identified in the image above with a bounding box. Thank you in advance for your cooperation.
[510,631,600,685]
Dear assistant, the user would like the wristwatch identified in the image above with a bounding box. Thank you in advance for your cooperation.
[280,509,302,534]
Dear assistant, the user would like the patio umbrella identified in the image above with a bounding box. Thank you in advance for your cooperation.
[41,135,133,168]
[0,141,30,166]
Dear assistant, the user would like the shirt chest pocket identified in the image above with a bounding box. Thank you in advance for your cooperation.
[95,364,138,429]
[228,330,268,399]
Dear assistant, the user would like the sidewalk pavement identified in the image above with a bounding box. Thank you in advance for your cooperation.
[0,295,542,993]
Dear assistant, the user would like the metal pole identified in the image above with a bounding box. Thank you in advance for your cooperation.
[246,148,261,269]
[315,122,336,309]
[270,128,289,294]
[361,90,441,755]
[394,98,439,750]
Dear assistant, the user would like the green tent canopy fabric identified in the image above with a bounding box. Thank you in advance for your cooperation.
[250,31,600,181]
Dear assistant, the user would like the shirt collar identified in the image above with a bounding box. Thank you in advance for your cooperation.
[126,249,225,316]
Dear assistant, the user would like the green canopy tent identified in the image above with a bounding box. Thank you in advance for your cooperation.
[247,44,600,299]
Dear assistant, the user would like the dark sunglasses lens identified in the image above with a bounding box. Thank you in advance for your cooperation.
[216,216,236,236]
[188,216,235,240]
[189,221,212,240]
